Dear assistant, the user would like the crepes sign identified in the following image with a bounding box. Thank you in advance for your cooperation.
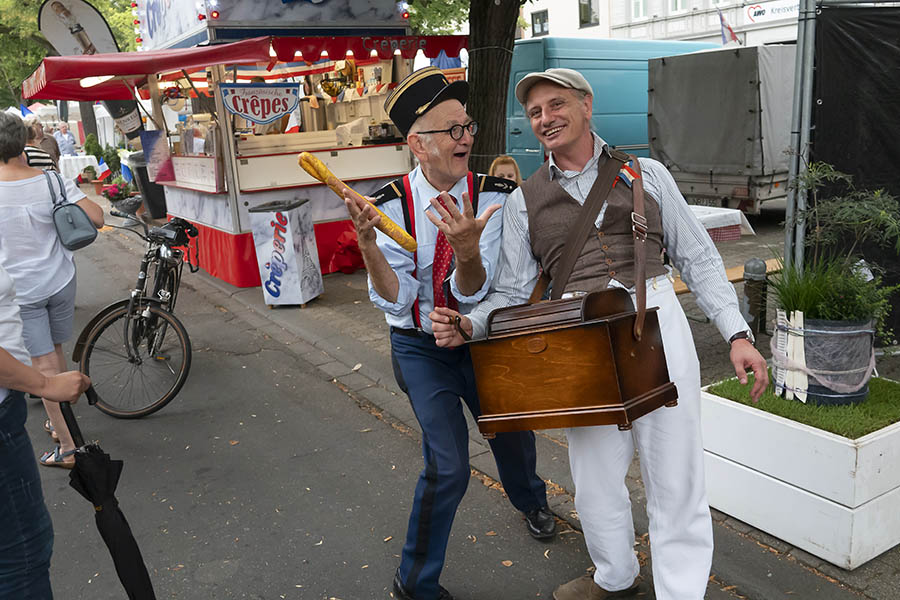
[220,83,300,125]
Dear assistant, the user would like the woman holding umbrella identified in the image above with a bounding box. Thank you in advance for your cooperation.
[0,262,90,599]
[0,111,103,469]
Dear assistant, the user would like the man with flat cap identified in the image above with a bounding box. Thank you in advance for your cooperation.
[343,66,555,600]
[430,69,768,599]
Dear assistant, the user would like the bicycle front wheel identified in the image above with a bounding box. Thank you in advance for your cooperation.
[80,304,192,418]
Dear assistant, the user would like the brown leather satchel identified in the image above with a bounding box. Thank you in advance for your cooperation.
[470,151,677,434]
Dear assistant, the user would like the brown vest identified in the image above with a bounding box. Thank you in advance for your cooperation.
[521,156,667,295]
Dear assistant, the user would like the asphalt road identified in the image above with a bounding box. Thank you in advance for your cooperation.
[28,211,872,600]
[31,225,595,599]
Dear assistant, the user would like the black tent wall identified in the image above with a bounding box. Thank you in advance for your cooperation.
[813,6,900,338]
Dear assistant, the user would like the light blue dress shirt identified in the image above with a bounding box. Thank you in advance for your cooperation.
[467,133,750,342]
[54,131,77,156]
[368,166,506,334]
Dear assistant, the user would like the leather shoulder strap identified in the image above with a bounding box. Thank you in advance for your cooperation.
[42,170,64,207]
[630,156,648,341]
[547,150,628,301]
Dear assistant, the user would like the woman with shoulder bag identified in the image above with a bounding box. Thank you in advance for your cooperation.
[0,112,103,468]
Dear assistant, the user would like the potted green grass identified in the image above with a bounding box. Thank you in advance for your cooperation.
[770,162,899,405]
[700,162,900,570]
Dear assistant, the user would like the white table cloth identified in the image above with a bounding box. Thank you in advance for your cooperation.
[688,205,756,237]
[58,155,100,182]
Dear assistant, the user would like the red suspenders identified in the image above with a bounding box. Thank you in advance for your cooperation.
[400,173,476,329]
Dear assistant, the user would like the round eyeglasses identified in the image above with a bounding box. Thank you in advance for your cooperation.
[417,121,479,141]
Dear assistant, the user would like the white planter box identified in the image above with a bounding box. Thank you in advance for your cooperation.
[701,387,900,569]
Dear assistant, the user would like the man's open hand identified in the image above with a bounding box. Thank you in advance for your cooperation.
[730,339,768,402]
[424,191,501,262]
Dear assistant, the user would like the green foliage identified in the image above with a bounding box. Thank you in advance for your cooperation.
[791,162,900,268]
[101,145,120,175]
[0,0,136,105]
[407,0,470,34]
[770,260,898,344]
[80,165,96,180]
[101,180,130,202]
[780,162,900,342]
[83,133,102,161]
[708,374,900,439]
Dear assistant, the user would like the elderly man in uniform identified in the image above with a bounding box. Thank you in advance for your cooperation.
[343,67,555,600]
[431,69,768,600]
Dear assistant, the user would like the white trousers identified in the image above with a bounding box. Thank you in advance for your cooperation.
[566,277,713,600]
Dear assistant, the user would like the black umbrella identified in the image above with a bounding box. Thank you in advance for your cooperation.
[60,389,156,600]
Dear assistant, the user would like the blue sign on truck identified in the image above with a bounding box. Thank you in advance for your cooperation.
[506,37,716,179]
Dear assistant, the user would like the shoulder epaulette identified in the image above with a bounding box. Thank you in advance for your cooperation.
[371,177,406,206]
[476,174,518,195]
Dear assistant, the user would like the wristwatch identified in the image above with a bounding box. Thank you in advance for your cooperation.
[729,330,753,344]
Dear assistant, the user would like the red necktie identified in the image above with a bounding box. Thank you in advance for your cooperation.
[432,195,458,310]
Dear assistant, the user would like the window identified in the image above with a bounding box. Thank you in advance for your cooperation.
[532,10,549,36]
[670,0,685,11]
[579,0,599,27]
[631,0,646,19]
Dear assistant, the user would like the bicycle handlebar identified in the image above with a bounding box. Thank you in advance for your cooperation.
[107,210,200,271]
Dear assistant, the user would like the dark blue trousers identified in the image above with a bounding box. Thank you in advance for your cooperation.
[390,331,548,600]
[0,391,54,600]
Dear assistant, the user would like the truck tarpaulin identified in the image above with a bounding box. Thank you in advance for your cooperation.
[648,45,795,177]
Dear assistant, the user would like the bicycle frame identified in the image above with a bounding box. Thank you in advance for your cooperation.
[122,238,189,362]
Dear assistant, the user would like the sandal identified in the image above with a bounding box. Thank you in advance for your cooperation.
[43,419,59,441]
[39,447,76,469]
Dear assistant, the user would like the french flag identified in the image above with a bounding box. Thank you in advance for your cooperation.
[717,8,741,45]
[284,109,301,134]
[97,158,112,181]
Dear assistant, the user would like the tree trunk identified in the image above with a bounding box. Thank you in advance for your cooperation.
[467,0,521,175]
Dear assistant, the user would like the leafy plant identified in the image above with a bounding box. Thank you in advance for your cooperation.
[770,259,898,344]
[80,165,97,181]
[780,162,900,343]
[83,134,102,162]
[101,146,121,177]
[101,182,131,203]
[790,162,900,269]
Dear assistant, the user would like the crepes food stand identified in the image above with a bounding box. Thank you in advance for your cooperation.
[23,0,467,290]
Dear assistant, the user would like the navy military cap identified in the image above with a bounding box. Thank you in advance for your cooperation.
[383,66,469,138]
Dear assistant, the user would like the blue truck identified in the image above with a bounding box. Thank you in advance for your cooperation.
[506,37,716,178]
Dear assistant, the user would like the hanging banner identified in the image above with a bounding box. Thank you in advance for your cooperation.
[220,83,300,125]
[38,0,119,55]
[38,0,144,140]
[744,0,800,24]
[140,130,174,183]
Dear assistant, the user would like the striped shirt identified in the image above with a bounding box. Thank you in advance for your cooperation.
[467,133,749,343]
[24,146,56,171]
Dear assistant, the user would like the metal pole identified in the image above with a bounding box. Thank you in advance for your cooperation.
[794,0,819,269]
[784,0,810,270]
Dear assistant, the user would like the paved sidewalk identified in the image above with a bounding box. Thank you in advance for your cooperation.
[96,192,899,599]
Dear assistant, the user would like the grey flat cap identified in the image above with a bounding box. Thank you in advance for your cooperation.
[514,68,594,105]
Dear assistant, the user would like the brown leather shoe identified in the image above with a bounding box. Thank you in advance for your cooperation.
[552,574,641,600]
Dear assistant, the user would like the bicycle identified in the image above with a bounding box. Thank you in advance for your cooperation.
[72,211,200,418]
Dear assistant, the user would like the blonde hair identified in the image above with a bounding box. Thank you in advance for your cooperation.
[489,155,522,185]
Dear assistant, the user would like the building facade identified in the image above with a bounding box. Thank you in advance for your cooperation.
[520,0,799,46]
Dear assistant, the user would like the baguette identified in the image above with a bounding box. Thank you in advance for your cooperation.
[298,152,417,252]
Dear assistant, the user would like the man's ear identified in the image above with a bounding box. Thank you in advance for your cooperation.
[581,93,594,116]
[407,133,426,162]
